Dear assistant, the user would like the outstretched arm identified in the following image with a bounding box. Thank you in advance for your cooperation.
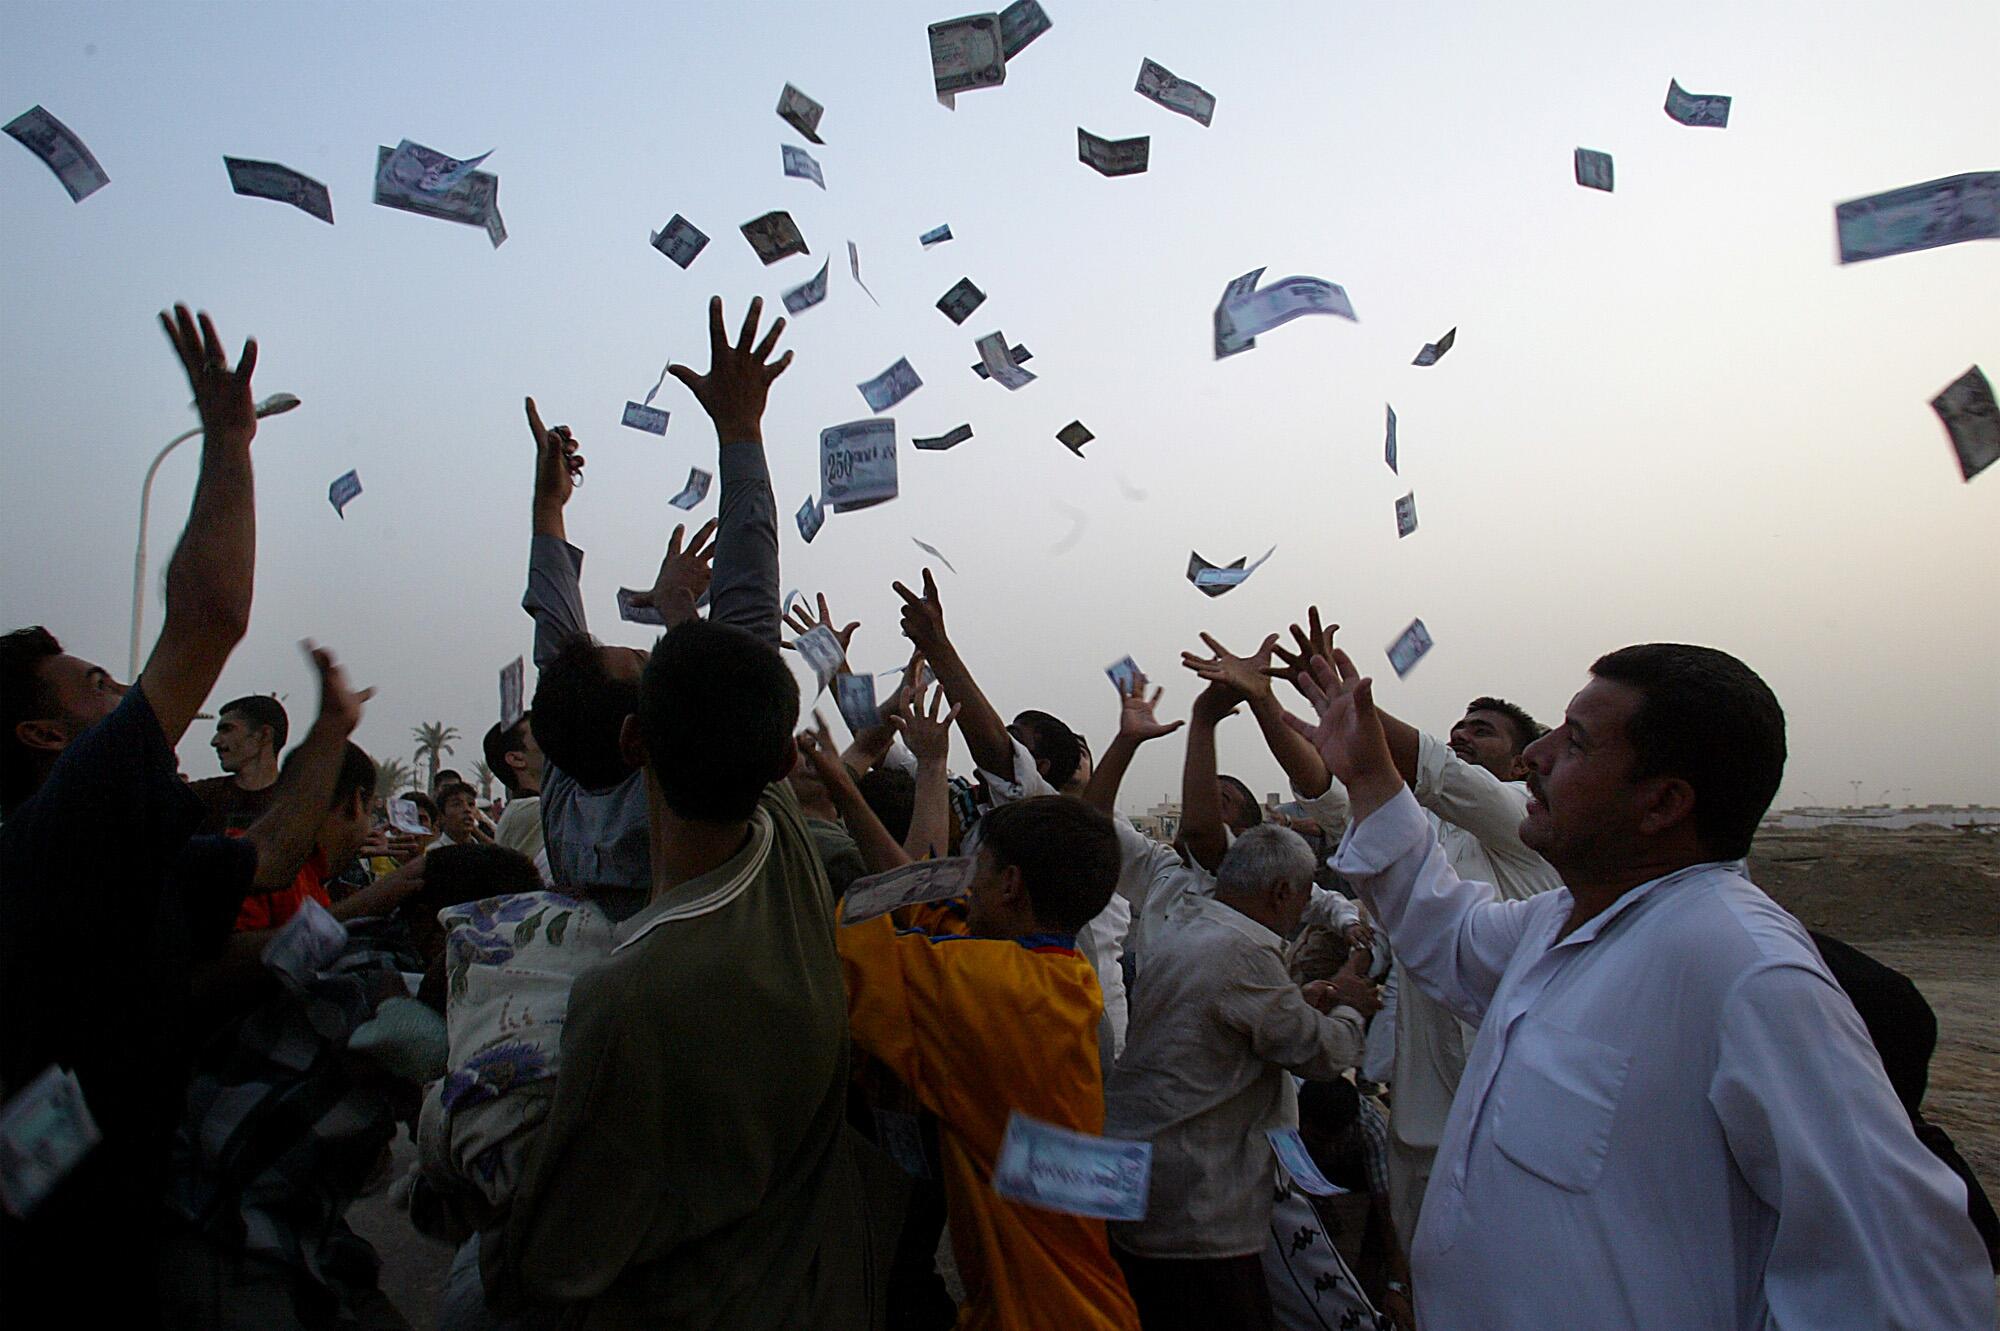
[1180,682,1241,872]
[897,682,959,860]
[670,296,793,647]
[1185,630,1332,797]
[895,568,1013,778]
[142,306,260,744]
[1082,667,1185,815]
[521,398,591,668]
[798,714,909,875]
[242,642,373,890]
[1271,606,1417,785]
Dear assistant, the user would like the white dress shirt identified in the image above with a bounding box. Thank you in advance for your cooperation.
[1335,788,1994,1330]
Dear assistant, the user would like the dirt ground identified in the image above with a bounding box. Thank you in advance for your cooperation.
[354,824,2000,1328]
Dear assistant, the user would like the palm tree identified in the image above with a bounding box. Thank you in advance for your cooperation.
[474,760,495,801]
[373,757,413,801]
[411,722,460,790]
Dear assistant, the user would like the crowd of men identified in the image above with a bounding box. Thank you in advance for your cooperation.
[1,298,1995,1330]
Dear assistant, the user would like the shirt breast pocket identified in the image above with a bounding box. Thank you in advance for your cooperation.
[1489,1016,1631,1194]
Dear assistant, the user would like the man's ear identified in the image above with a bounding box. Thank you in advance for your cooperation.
[14,718,68,756]
[504,750,527,777]
[618,713,646,769]
[1637,776,1697,840]
[996,862,1031,916]
[1505,751,1531,782]
[771,740,799,784]
[1033,754,1053,780]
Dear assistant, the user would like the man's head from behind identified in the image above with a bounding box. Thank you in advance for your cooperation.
[964,795,1120,938]
[483,713,543,798]
[533,634,647,791]
[1,627,125,814]
[1520,643,1785,880]
[625,619,798,824]
[1009,709,1092,794]
[1450,696,1544,780]
[398,842,544,973]
[212,694,289,776]
[1215,823,1318,937]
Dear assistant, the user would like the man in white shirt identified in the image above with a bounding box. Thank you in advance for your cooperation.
[1287,640,1993,1328]
[1106,824,1367,1331]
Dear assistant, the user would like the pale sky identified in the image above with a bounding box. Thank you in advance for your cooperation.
[2,0,1995,813]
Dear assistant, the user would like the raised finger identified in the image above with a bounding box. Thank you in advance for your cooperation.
[197,312,224,366]
[524,396,548,443]
[706,295,727,355]
[767,348,795,380]
[921,567,939,604]
[1198,632,1227,659]
[1307,606,1324,647]
[736,295,764,351]
[892,580,920,607]
[1329,648,1360,685]
[1148,685,1164,709]
[816,592,831,625]
[666,524,685,558]
[753,313,787,362]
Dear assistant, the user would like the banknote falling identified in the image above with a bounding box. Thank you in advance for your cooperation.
[1213,268,1266,360]
[971,343,1032,380]
[669,467,712,509]
[1187,547,1273,596]
[912,538,958,574]
[783,259,831,315]
[328,470,362,517]
[1575,148,1615,192]
[777,83,826,144]
[1396,492,1418,538]
[999,0,1052,60]
[976,332,1036,389]
[741,210,808,264]
[372,144,505,247]
[1058,421,1093,457]
[821,418,899,510]
[1106,656,1142,695]
[1931,366,1998,482]
[1222,275,1358,346]
[1079,128,1150,177]
[795,625,847,690]
[3,105,108,201]
[1413,327,1457,366]
[1387,619,1434,678]
[913,424,973,451]
[859,359,922,413]
[835,672,882,735]
[1664,79,1731,129]
[797,495,826,544]
[1385,404,1399,473]
[848,241,880,305]
[623,362,672,435]
[650,214,708,267]
[931,13,1007,103]
[1835,171,2000,264]
[782,144,825,189]
[936,277,987,325]
[1135,59,1216,127]
[224,157,332,223]
[920,223,954,248]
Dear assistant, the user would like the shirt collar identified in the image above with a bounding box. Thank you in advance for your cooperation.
[1553,858,1745,948]
[613,808,775,953]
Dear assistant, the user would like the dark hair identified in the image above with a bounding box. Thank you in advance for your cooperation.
[483,716,530,795]
[398,790,439,822]
[436,782,478,811]
[1465,696,1546,753]
[1589,643,1786,860]
[418,843,543,914]
[1297,1077,1360,1138]
[434,768,467,791]
[221,694,290,752]
[532,634,639,790]
[1010,709,1084,789]
[0,626,63,814]
[1218,774,1264,828]
[977,796,1119,934]
[277,741,377,812]
[858,766,916,843]
[638,619,797,822]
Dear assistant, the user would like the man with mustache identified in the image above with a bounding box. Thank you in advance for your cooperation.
[1288,641,1992,1329]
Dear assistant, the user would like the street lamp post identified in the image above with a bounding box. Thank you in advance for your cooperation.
[128,393,301,680]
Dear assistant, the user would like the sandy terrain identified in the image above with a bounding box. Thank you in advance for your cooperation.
[354,824,2000,1327]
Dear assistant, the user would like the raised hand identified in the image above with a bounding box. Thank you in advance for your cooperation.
[160,304,259,448]
[1115,667,1185,743]
[1279,649,1400,810]
[1267,605,1341,695]
[1190,677,1245,726]
[783,592,860,654]
[892,568,950,659]
[525,397,586,507]
[796,711,858,796]
[1182,632,1280,702]
[629,520,716,627]
[897,681,961,769]
[668,296,793,442]
[302,639,373,739]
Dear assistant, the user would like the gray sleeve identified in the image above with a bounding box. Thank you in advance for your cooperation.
[708,440,780,647]
[524,534,589,669]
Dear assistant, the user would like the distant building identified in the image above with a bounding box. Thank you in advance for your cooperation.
[1761,804,2000,831]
